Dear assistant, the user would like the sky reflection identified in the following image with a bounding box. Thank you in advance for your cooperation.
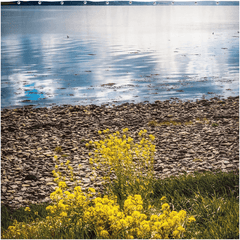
[1,5,239,108]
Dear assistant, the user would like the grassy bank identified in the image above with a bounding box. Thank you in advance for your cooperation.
[1,129,239,239]
[2,170,239,239]
[152,170,239,239]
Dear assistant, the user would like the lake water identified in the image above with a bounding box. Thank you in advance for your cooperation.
[1,4,239,109]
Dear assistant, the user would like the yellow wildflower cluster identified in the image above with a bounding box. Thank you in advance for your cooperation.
[83,194,195,239]
[2,128,196,239]
[2,215,73,239]
[87,128,156,202]
[2,185,195,239]
[2,181,94,239]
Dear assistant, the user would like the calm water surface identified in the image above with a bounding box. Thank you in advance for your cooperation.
[1,5,239,108]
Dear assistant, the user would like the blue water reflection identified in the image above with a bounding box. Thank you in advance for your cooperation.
[1,5,239,109]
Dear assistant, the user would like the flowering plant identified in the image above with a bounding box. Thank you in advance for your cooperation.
[2,128,195,239]
[87,128,156,207]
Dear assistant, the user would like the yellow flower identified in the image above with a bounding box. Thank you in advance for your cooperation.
[125,216,134,224]
[136,205,143,211]
[172,230,180,238]
[58,181,67,188]
[132,211,141,219]
[161,222,169,229]
[169,211,178,218]
[74,186,82,192]
[160,196,167,201]
[141,221,151,232]
[128,235,134,239]
[60,211,67,217]
[154,233,162,239]
[178,210,187,219]
[8,226,16,231]
[150,214,158,222]
[140,213,147,221]
[188,216,196,223]
[65,160,70,165]
[68,165,73,170]
[162,203,170,211]
[64,190,71,195]
[149,134,155,141]
[24,207,31,212]
[88,188,96,193]
[177,226,186,232]
[100,230,109,238]
[98,130,102,134]
[119,219,128,228]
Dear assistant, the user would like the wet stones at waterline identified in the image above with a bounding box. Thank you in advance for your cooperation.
[1,96,239,209]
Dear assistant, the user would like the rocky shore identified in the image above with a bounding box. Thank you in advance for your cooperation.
[1,96,239,209]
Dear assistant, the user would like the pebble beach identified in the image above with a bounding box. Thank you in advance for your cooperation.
[1,96,239,209]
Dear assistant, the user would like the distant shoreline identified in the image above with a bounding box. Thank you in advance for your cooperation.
[1,1,239,6]
[1,95,239,111]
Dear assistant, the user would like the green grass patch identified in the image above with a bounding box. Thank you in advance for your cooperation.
[152,170,239,239]
[1,203,49,231]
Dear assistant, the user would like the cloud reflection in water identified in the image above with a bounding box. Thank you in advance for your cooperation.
[1,5,239,108]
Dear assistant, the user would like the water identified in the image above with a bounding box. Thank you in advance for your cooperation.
[1,4,239,109]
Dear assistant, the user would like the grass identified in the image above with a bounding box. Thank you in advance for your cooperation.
[1,170,239,239]
[1,202,49,231]
[152,170,239,239]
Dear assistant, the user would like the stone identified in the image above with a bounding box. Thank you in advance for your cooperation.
[226,164,234,168]
[46,182,55,186]
[1,96,239,209]
[15,197,23,201]
[178,132,190,135]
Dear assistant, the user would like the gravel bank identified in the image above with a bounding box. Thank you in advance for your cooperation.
[1,96,239,209]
